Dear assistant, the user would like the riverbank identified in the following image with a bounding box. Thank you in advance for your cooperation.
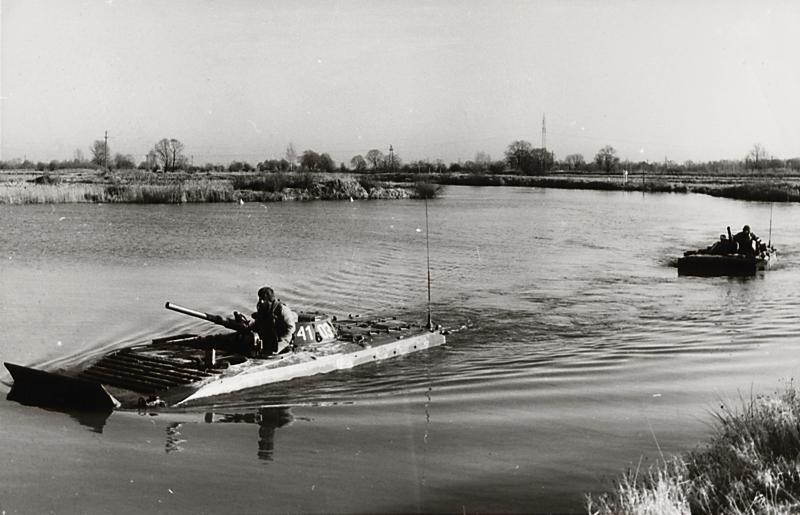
[2,168,799,203]
[426,170,800,202]
[0,169,431,204]
[587,385,800,514]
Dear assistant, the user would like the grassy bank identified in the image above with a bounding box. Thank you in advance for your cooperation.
[587,385,800,514]
[3,168,800,204]
[366,169,800,202]
[435,173,800,201]
[0,170,425,204]
[0,181,237,204]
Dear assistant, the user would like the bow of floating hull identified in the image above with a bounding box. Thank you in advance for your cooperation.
[4,362,120,411]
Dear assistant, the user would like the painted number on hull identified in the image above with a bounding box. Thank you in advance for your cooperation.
[294,322,336,343]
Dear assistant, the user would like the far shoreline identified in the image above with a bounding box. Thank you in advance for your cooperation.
[1,168,799,204]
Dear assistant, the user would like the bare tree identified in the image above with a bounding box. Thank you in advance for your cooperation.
[113,153,136,169]
[383,151,401,172]
[365,149,384,170]
[564,153,585,170]
[90,140,109,167]
[747,143,768,170]
[594,146,620,173]
[145,150,158,170]
[350,154,367,171]
[504,140,533,172]
[300,150,321,170]
[153,138,185,173]
[285,143,297,171]
[474,151,492,169]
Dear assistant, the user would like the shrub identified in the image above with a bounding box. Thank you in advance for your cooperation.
[356,174,382,192]
[230,173,288,193]
[291,171,316,190]
[413,180,440,199]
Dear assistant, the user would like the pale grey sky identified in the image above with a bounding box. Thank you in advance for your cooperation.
[1,0,798,166]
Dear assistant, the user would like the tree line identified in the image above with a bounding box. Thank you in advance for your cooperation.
[1,138,797,175]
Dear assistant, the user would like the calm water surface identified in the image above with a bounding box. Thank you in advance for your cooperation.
[1,186,799,513]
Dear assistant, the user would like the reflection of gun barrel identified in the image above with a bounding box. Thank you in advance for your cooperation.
[165,302,249,332]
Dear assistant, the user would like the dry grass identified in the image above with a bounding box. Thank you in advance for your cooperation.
[0,183,106,204]
[587,385,800,514]
[588,459,690,515]
[0,180,235,204]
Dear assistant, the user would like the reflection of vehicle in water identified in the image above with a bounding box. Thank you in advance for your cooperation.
[159,407,294,459]
[5,302,446,411]
[677,226,777,277]
[203,407,294,461]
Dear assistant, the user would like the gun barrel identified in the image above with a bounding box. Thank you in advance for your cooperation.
[165,302,213,321]
[165,301,249,332]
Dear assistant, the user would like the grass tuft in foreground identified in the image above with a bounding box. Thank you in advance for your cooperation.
[587,385,800,514]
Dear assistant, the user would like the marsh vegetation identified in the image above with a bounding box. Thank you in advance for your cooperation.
[588,386,800,514]
[0,169,425,204]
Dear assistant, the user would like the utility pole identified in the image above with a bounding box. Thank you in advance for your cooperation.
[104,130,109,169]
[389,144,394,171]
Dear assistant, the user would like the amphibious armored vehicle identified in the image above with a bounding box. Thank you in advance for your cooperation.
[5,302,446,411]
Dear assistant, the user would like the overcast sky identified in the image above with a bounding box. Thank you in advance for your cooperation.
[2,0,798,166]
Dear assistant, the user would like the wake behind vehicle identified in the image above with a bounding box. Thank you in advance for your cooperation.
[4,302,447,411]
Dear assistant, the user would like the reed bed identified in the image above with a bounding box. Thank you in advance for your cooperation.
[587,385,800,514]
[0,183,106,204]
[697,182,800,202]
[104,181,235,203]
[0,180,235,204]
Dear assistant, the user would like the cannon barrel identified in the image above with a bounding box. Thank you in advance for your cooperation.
[165,302,213,321]
[165,302,249,332]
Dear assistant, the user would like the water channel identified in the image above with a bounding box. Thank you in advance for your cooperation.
[1,186,798,513]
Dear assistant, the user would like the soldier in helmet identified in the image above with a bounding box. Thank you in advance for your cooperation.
[733,225,760,256]
[247,287,297,355]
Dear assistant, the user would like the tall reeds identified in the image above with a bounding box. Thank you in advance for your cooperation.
[0,183,106,204]
[698,182,800,202]
[0,181,235,204]
[104,181,235,203]
[587,385,800,514]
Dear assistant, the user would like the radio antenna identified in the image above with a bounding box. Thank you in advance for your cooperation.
[425,195,433,331]
[768,203,773,247]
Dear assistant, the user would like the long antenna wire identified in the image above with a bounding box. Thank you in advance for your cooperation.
[768,203,773,247]
[425,195,433,331]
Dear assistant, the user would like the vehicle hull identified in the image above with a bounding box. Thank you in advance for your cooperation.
[5,316,446,411]
[677,250,775,277]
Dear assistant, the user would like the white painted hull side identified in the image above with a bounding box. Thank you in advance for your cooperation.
[177,331,446,405]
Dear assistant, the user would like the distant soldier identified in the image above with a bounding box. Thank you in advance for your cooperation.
[247,287,297,355]
[708,234,729,255]
[733,225,759,256]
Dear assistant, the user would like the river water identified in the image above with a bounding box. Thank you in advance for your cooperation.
[1,186,798,513]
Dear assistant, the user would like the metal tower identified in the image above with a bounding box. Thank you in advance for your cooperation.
[541,113,546,150]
